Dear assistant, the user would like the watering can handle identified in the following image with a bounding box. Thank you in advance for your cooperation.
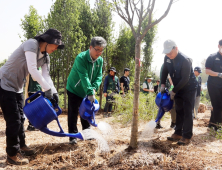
[25,91,44,105]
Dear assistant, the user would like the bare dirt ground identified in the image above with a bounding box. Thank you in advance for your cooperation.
[0,110,222,170]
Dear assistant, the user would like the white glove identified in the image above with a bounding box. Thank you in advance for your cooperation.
[168,91,175,100]
[218,73,222,78]
[160,86,165,93]
[88,95,95,104]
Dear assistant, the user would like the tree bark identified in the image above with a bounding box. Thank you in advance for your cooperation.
[129,37,141,148]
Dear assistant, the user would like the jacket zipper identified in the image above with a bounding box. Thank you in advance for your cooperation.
[75,79,81,87]
[90,62,94,83]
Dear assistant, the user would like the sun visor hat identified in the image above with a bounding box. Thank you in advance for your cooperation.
[35,29,64,49]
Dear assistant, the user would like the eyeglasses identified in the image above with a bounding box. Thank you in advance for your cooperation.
[93,47,104,53]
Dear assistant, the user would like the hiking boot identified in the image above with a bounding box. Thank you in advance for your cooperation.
[20,145,36,156]
[155,123,163,129]
[7,152,29,165]
[69,138,77,145]
[27,125,38,131]
[177,137,191,145]
[170,122,176,128]
[167,134,182,141]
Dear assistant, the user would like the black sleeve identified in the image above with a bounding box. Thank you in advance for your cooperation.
[173,58,191,93]
[120,77,124,84]
[161,60,168,85]
[205,56,213,69]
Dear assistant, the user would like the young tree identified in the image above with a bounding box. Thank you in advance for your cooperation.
[20,5,44,41]
[112,0,174,148]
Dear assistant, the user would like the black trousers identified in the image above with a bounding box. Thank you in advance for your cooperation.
[104,96,114,112]
[207,83,222,129]
[0,85,26,156]
[174,89,196,139]
[67,90,90,141]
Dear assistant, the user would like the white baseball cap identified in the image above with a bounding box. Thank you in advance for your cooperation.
[163,39,177,54]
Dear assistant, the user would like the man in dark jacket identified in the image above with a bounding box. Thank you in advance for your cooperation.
[103,67,120,117]
[205,39,222,131]
[160,39,197,145]
[120,68,130,95]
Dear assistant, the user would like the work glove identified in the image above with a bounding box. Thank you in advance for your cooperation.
[53,93,59,104]
[201,91,204,96]
[168,91,176,100]
[169,85,174,91]
[88,95,95,104]
[160,86,165,94]
[218,73,222,78]
[45,89,53,99]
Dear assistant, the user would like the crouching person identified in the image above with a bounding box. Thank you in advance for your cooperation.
[0,29,63,165]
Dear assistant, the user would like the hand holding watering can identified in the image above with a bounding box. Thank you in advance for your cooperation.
[79,95,100,127]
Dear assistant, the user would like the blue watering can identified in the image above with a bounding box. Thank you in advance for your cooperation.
[23,91,84,140]
[155,89,174,122]
[79,96,100,127]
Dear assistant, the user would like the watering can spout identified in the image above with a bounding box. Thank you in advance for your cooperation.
[40,127,84,140]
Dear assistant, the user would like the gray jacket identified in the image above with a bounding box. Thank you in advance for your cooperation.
[0,39,49,93]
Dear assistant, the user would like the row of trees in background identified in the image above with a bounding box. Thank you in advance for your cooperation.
[19,0,157,110]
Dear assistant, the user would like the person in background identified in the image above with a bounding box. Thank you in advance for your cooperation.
[154,80,160,94]
[0,28,63,165]
[142,75,154,94]
[120,68,130,96]
[103,67,120,117]
[160,39,197,145]
[193,67,202,119]
[205,39,222,131]
[66,37,107,145]
[25,69,42,131]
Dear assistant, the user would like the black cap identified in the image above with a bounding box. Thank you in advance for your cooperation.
[109,67,116,73]
[194,66,202,73]
[34,29,64,49]
[124,68,130,72]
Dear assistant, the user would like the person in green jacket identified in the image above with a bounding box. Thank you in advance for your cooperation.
[103,67,120,117]
[66,36,107,145]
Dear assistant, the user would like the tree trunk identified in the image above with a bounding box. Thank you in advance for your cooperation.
[129,37,141,148]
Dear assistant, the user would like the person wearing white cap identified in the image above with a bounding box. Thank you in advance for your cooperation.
[160,39,197,145]
[142,75,154,94]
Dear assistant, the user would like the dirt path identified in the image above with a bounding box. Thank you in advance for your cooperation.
[0,110,221,169]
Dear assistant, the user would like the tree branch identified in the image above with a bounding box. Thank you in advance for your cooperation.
[142,0,151,21]
[141,0,173,40]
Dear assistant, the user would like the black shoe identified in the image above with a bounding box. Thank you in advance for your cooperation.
[170,122,176,128]
[69,139,77,145]
[27,125,37,131]
[155,123,163,129]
